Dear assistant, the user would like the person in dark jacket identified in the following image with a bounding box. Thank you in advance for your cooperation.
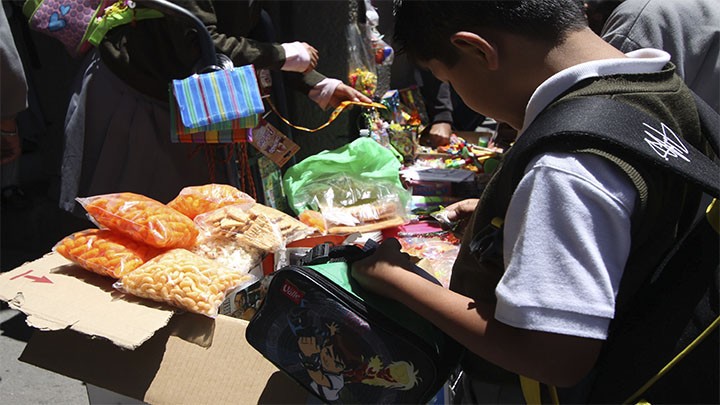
[60,0,370,215]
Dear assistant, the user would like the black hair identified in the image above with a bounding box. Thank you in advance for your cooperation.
[393,0,589,66]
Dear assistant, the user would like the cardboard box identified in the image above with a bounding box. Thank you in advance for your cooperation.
[0,253,310,404]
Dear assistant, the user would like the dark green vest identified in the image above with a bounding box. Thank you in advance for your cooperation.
[450,63,709,386]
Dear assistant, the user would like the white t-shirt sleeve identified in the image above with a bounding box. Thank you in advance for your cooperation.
[495,152,637,339]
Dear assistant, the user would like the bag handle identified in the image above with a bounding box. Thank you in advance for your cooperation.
[264,96,386,133]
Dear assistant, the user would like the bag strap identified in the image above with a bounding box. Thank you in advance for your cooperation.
[514,96,720,198]
[623,313,720,404]
[691,92,720,157]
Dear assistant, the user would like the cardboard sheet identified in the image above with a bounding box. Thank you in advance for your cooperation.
[20,315,310,404]
[0,252,174,349]
[3,252,312,403]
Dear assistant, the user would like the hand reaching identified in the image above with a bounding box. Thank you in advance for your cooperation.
[328,83,372,108]
[444,199,479,222]
[351,238,415,298]
[423,122,453,147]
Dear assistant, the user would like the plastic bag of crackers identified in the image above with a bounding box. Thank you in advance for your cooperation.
[193,203,315,270]
[114,248,256,318]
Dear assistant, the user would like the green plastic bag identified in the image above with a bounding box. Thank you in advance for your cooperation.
[283,138,410,225]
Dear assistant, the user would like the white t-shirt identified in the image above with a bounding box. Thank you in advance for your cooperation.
[494,49,671,339]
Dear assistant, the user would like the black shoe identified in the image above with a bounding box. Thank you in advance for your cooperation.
[1,185,32,210]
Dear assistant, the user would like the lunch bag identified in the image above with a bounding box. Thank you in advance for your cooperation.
[246,241,462,404]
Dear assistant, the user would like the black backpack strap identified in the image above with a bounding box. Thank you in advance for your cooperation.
[692,91,720,157]
[514,97,720,198]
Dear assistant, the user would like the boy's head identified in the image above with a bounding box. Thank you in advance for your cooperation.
[393,0,592,129]
[393,0,588,66]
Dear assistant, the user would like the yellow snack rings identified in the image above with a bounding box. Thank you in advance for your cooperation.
[78,192,198,248]
[54,228,162,278]
[116,248,255,318]
[167,183,255,219]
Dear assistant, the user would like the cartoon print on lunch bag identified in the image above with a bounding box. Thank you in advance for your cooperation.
[289,306,419,403]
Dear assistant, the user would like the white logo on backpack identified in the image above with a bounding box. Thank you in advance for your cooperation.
[643,122,690,162]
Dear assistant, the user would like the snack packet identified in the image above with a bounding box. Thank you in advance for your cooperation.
[167,183,255,219]
[191,232,264,274]
[77,192,198,249]
[54,228,162,278]
[194,203,314,253]
[115,248,256,318]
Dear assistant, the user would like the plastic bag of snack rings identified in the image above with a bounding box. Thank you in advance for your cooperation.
[77,192,198,249]
[54,228,162,278]
[167,183,255,220]
[194,203,314,253]
[114,248,257,318]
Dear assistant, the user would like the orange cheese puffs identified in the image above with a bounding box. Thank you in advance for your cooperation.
[167,183,255,219]
[80,192,198,248]
[54,228,162,278]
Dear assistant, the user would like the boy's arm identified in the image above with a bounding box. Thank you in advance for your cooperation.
[351,239,602,387]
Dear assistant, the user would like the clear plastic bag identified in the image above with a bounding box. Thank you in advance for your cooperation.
[114,248,256,318]
[301,174,406,227]
[54,228,162,278]
[193,203,315,253]
[347,22,378,98]
[191,232,265,275]
[167,183,255,220]
[77,192,198,249]
[284,138,411,232]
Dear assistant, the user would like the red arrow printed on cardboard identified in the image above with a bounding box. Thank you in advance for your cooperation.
[10,270,53,284]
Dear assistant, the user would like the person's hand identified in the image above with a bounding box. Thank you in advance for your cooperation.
[423,122,452,147]
[301,42,319,72]
[1,134,21,164]
[328,83,372,108]
[444,198,479,222]
[1,118,21,164]
[351,238,415,298]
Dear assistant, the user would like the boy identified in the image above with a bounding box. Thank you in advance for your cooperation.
[351,1,714,403]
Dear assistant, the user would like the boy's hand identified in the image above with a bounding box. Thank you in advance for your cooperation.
[351,238,415,298]
[444,198,479,222]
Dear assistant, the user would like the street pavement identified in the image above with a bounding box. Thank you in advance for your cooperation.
[0,302,89,405]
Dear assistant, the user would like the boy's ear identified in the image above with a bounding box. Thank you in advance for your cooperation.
[450,31,499,70]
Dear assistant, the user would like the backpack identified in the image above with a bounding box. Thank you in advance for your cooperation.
[246,241,463,404]
[22,0,162,57]
[502,95,719,404]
